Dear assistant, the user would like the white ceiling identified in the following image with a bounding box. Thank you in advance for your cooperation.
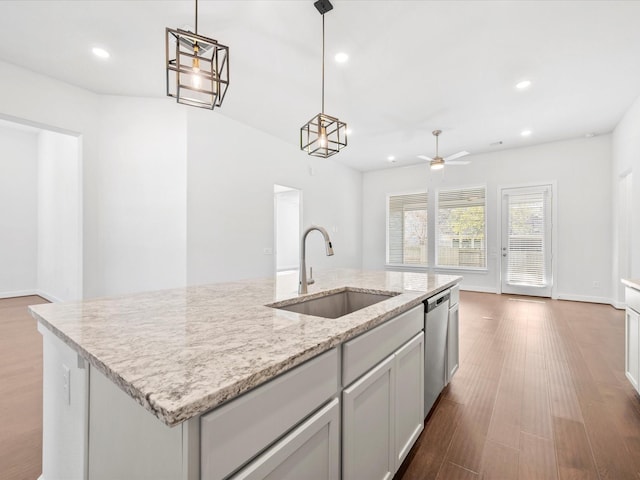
[1,0,639,171]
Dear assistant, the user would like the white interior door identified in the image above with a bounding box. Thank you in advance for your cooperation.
[500,185,552,297]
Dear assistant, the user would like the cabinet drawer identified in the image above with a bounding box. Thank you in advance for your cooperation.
[343,304,423,386]
[201,348,339,480]
[627,287,640,313]
[231,398,340,480]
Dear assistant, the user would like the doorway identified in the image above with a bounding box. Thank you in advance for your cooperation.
[274,185,302,273]
[0,118,82,302]
[500,184,553,297]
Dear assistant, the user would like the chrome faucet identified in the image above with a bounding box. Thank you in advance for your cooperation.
[299,225,334,294]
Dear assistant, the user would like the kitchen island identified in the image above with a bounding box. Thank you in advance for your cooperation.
[31,269,461,480]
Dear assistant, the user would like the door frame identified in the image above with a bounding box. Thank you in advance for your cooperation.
[496,181,557,298]
[273,184,303,274]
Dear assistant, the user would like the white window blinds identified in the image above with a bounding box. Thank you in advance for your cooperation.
[506,190,547,286]
[437,186,486,268]
[387,192,428,265]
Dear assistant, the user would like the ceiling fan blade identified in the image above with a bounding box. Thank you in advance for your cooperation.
[446,160,471,166]
[417,155,434,161]
[444,151,470,161]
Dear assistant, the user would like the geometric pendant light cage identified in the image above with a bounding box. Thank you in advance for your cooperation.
[166,0,229,109]
[300,0,347,158]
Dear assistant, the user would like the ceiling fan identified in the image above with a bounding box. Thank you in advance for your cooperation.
[417,130,470,170]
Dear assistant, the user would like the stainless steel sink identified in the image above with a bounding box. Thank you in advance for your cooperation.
[269,288,398,319]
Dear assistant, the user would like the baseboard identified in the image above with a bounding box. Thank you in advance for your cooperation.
[459,285,497,294]
[0,289,39,299]
[0,289,63,303]
[555,293,617,307]
[458,289,622,309]
[34,290,64,303]
[611,300,626,310]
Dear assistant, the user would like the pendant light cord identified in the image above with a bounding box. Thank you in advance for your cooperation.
[321,14,325,114]
[195,0,198,35]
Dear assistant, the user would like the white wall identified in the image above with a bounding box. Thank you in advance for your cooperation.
[0,60,102,297]
[95,96,187,296]
[363,135,613,303]
[37,130,82,302]
[0,61,189,298]
[0,125,38,296]
[612,93,640,305]
[187,109,362,285]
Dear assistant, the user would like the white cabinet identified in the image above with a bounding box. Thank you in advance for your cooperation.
[626,308,639,391]
[201,348,338,480]
[343,354,395,480]
[393,333,425,468]
[231,398,340,480]
[447,300,459,384]
[625,285,640,393]
[342,332,424,480]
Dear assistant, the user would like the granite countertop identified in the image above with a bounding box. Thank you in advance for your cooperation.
[622,278,640,291]
[30,268,461,427]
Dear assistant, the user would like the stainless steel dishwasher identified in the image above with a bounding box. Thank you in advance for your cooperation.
[424,289,450,417]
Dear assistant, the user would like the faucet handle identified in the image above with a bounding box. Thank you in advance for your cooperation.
[307,266,315,285]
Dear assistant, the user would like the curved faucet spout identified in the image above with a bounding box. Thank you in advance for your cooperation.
[299,225,334,294]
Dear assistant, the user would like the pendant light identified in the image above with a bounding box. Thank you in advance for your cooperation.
[166,0,229,109]
[300,0,348,158]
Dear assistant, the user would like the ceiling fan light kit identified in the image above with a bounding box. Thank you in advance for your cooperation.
[300,0,348,158]
[166,0,229,110]
[418,129,470,169]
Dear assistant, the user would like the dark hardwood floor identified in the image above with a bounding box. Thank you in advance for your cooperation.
[399,292,640,480]
[1,292,638,480]
[0,295,47,480]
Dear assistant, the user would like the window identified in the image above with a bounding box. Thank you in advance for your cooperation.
[387,192,428,265]
[437,186,486,268]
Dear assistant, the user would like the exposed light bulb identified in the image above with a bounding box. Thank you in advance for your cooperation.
[319,126,328,148]
[192,43,200,73]
[191,43,201,89]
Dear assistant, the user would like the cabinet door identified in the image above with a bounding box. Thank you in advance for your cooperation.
[394,332,424,468]
[343,355,395,480]
[626,308,640,392]
[446,303,459,385]
[232,398,340,480]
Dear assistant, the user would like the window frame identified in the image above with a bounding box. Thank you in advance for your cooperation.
[435,184,488,272]
[385,190,429,268]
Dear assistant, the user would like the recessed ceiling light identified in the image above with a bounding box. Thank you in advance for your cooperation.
[521,129,532,137]
[92,47,110,59]
[516,80,531,90]
[335,52,349,63]
[387,156,396,163]
[585,132,596,138]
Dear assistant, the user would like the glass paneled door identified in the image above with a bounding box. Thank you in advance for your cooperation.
[500,185,552,297]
